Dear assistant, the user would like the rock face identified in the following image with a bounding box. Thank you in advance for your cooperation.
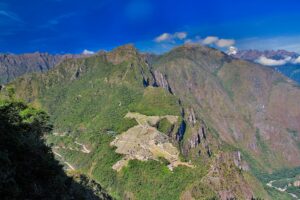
[151,44,300,169]
[6,43,300,199]
[233,49,300,84]
[293,180,300,187]
[0,52,86,84]
[0,53,62,84]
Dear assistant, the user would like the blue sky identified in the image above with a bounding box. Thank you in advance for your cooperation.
[0,0,300,54]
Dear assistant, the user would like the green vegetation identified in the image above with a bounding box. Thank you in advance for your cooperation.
[129,86,180,116]
[156,117,174,134]
[0,98,111,200]
[258,166,300,183]
[5,45,278,199]
[117,160,206,200]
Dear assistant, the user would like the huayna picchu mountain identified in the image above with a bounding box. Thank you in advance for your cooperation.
[2,44,300,199]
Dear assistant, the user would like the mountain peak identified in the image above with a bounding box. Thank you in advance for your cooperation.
[106,44,139,64]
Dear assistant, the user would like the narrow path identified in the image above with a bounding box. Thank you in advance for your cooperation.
[266,180,299,199]
[75,141,91,153]
[53,150,76,171]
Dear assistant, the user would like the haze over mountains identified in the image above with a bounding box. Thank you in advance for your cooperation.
[231,49,300,84]
[0,52,91,84]
[1,43,300,199]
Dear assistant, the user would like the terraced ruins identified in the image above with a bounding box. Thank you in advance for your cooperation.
[110,112,194,171]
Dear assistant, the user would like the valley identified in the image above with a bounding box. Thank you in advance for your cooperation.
[2,44,300,199]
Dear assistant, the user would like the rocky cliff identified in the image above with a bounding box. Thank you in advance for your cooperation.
[0,52,87,84]
[5,44,300,199]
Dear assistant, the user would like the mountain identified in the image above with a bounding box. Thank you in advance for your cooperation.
[0,97,112,200]
[3,44,300,199]
[234,49,299,61]
[0,52,88,84]
[233,49,300,84]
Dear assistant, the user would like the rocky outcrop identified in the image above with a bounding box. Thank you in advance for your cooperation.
[151,44,300,169]
[153,70,173,94]
[105,44,139,65]
[233,151,250,171]
[203,152,256,200]
[293,180,300,187]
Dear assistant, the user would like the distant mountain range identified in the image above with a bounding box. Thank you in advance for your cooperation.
[234,49,299,61]
[0,52,89,84]
[233,49,300,84]
[2,44,300,199]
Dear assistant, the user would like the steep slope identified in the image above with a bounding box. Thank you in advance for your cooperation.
[234,49,300,84]
[151,44,300,170]
[5,44,292,199]
[0,97,112,200]
[0,52,86,84]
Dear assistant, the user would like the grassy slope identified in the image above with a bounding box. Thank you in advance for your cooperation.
[7,45,282,199]
[9,51,216,199]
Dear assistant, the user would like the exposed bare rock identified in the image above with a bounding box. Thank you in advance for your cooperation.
[293,180,300,187]
[233,151,250,171]
[153,70,173,94]
[105,44,139,65]
[151,44,300,169]
[203,152,255,200]
[187,107,197,126]
[0,52,84,84]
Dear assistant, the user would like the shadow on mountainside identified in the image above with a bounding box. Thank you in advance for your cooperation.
[0,99,112,200]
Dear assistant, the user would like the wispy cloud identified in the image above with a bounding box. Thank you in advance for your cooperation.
[154,32,187,43]
[256,56,290,66]
[183,35,235,50]
[0,10,22,22]
[201,36,235,47]
[82,49,95,55]
[202,36,219,45]
[0,7,25,36]
[216,39,235,47]
[39,12,76,30]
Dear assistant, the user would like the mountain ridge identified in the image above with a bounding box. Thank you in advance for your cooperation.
[3,43,300,199]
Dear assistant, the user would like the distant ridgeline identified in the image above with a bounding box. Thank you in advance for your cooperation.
[0,93,112,200]
[274,64,300,84]
[3,44,300,199]
[234,49,300,84]
[0,53,89,84]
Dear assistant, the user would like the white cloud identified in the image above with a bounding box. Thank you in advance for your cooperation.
[82,49,95,55]
[201,36,235,47]
[184,39,193,44]
[174,32,187,40]
[154,33,173,43]
[292,56,300,64]
[154,31,187,43]
[255,55,300,66]
[202,36,219,45]
[216,39,235,47]
[256,56,290,66]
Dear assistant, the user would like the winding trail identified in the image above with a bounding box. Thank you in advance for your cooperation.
[53,151,76,171]
[75,141,91,153]
[266,180,299,199]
